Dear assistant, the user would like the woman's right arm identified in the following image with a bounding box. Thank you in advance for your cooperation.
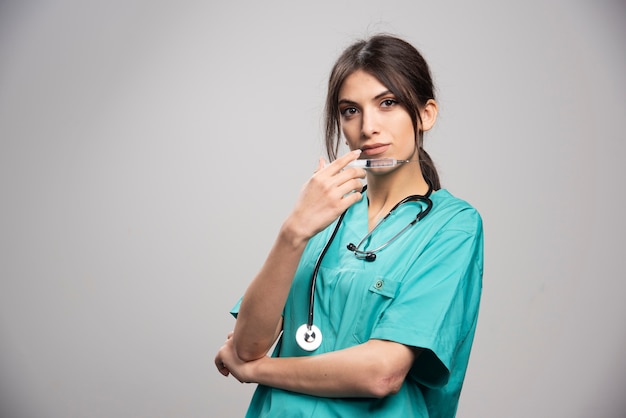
[232,150,366,361]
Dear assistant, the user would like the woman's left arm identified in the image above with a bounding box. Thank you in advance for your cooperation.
[215,336,420,398]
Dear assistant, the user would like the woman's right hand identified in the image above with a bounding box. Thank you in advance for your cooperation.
[284,149,366,242]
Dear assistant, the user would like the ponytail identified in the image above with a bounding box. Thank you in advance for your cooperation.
[419,147,440,191]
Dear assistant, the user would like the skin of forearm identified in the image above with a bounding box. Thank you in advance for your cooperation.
[249,340,416,398]
[233,221,309,361]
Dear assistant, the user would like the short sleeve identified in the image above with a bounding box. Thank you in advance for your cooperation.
[230,297,242,319]
[370,207,483,388]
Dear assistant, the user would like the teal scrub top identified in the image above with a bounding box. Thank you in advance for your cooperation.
[231,189,483,418]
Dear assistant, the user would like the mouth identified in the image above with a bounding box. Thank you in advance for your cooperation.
[360,143,389,157]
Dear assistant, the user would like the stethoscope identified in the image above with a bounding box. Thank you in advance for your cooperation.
[295,184,433,351]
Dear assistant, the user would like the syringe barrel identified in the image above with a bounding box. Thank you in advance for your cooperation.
[348,158,397,168]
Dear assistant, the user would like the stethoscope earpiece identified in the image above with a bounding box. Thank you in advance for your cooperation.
[346,243,378,262]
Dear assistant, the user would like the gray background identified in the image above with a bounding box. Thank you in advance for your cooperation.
[1,0,625,417]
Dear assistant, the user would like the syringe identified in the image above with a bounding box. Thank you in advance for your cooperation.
[347,158,410,168]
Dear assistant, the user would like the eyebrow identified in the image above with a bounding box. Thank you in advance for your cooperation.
[338,90,393,105]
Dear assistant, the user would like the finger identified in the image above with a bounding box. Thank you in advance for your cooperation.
[220,365,230,377]
[319,159,366,195]
[341,190,364,208]
[325,149,362,175]
[218,364,230,377]
[313,157,326,173]
[215,353,230,376]
[334,165,367,185]
[336,178,366,198]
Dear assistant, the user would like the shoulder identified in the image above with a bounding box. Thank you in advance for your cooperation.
[428,189,483,235]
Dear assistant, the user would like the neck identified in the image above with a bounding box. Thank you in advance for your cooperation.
[365,164,430,230]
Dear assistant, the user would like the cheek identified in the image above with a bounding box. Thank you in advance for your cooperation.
[341,123,360,142]
[397,114,416,138]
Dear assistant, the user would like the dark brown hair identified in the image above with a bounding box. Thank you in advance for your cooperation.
[324,34,440,189]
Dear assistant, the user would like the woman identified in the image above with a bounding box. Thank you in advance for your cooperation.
[215,34,483,417]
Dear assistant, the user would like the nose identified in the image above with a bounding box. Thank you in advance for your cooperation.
[360,109,380,138]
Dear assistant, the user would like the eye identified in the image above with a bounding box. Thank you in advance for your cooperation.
[380,98,398,108]
[340,107,359,118]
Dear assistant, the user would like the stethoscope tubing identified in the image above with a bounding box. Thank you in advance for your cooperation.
[305,210,347,330]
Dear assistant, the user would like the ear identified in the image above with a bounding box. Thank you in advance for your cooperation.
[419,99,438,132]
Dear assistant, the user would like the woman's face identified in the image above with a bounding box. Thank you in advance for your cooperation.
[338,70,417,162]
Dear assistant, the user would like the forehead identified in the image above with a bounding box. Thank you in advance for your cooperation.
[338,70,389,100]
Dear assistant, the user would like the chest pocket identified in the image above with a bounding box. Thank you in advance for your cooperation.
[352,276,401,344]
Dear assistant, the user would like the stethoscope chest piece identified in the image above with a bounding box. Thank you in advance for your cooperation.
[296,323,322,351]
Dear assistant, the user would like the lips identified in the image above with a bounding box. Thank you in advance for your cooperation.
[361,144,389,156]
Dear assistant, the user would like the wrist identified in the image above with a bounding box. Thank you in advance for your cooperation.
[243,355,267,385]
[279,216,312,248]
